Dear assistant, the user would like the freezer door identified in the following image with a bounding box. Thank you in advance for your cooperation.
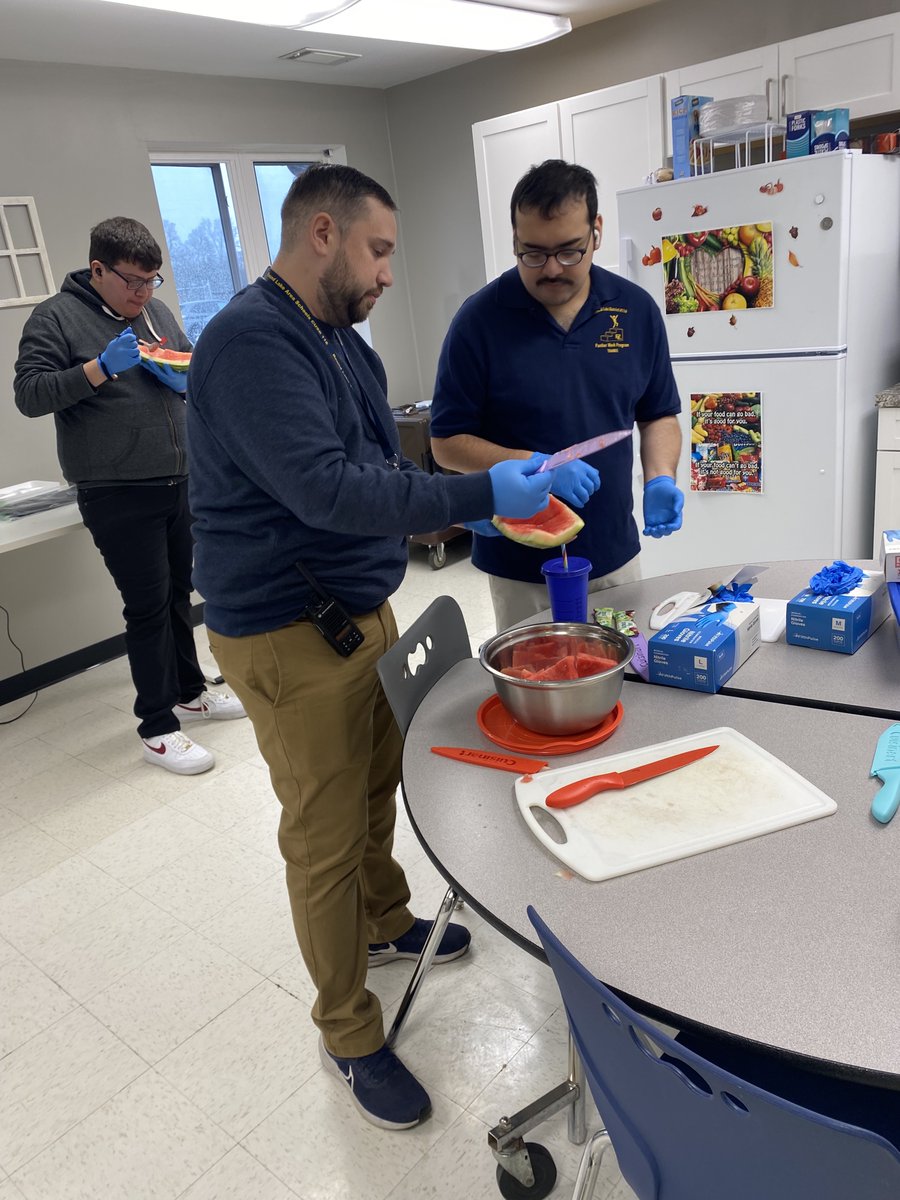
[617,154,852,356]
[634,356,866,579]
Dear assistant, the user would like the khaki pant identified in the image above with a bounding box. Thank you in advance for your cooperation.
[208,602,412,1058]
[488,554,642,632]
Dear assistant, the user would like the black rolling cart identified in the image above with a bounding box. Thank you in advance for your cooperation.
[391,404,467,570]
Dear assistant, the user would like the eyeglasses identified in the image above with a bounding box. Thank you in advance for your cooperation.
[515,231,594,269]
[103,263,165,293]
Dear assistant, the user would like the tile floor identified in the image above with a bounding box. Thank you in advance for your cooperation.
[0,536,636,1200]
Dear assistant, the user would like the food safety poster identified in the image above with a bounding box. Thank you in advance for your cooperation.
[690,393,762,493]
[664,225,774,314]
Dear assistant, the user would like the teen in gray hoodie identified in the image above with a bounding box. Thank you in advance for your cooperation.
[14,216,245,775]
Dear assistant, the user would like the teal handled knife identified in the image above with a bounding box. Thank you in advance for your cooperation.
[870,723,900,824]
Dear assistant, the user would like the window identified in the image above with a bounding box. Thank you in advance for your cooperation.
[0,198,54,309]
[149,151,339,341]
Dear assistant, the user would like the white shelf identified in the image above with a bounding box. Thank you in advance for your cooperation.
[693,123,786,174]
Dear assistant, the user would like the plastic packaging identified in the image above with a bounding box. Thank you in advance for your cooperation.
[698,95,769,137]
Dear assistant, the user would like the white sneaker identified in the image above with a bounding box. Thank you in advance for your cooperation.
[141,731,215,775]
[174,688,246,722]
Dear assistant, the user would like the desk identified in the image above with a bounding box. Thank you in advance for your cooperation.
[0,503,81,554]
[403,669,899,1086]
[589,558,898,718]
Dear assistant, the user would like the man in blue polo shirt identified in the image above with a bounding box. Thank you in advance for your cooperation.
[431,159,684,630]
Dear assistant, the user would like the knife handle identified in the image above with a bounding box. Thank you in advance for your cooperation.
[546,773,625,809]
[872,773,900,824]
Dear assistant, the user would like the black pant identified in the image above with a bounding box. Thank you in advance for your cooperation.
[77,481,206,738]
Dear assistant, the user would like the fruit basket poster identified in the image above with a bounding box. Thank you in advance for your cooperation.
[663,224,774,314]
[690,393,763,494]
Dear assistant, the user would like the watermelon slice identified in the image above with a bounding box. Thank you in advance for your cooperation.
[575,652,618,677]
[492,495,583,548]
[139,345,191,373]
[531,655,578,681]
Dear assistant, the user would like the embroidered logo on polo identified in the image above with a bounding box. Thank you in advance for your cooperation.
[594,306,630,353]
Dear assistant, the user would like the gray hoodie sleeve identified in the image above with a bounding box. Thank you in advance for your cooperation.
[14,310,98,418]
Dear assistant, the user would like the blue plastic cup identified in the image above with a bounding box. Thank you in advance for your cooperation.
[541,556,592,623]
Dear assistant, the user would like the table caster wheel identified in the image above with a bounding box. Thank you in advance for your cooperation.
[428,542,447,570]
[496,1142,557,1199]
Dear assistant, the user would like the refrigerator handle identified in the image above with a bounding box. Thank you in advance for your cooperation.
[620,237,637,283]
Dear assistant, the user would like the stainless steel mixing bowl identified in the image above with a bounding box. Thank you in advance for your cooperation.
[479,621,634,736]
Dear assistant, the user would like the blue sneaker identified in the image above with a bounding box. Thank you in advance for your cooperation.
[318,1037,432,1130]
[368,917,471,968]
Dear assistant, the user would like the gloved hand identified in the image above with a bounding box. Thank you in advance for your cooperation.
[642,475,684,537]
[98,328,140,378]
[488,453,552,519]
[462,519,502,537]
[547,459,601,507]
[141,357,188,394]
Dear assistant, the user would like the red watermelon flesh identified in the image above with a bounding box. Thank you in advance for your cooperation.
[531,655,578,681]
[139,345,191,372]
[501,666,532,678]
[492,495,584,548]
[575,653,618,677]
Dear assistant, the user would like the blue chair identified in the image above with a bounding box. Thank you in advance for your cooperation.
[528,905,900,1200]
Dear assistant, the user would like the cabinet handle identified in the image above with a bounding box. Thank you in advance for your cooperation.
[765,77,774,121]
[780,73,788,119]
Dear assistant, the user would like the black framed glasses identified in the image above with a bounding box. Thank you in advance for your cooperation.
[515,231,595,269]
[104,263,165,292]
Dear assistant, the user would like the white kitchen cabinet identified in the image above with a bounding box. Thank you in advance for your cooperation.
[559,77,665,273]
[874,406,900,553]
[780,15,900,121]
[472,103,561,282]
[663,46,780,157]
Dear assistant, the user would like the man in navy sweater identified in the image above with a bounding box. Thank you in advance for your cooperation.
[188,164,552,1131]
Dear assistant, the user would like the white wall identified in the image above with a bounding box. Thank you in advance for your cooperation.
[0,59,410,683]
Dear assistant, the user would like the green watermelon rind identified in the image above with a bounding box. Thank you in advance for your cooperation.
[139,347,192,372]
[491,495,584,548]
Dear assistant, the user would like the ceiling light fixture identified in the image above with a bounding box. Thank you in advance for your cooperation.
[94,0,362,28]
[279,46,362,65]
[299,0,572,51]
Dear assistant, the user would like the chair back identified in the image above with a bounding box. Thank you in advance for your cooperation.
[528,906,900,1200]
[377,596,471,735]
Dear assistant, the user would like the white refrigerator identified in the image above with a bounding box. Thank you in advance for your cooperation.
[617,152,900,577]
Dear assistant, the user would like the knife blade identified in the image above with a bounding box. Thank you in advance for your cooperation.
[545,744,718,809]
[431,746,548,774]
[537,428,633,474]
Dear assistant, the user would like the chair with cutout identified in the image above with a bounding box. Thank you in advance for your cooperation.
[376,595,472,1047]
[528,904,900,1200]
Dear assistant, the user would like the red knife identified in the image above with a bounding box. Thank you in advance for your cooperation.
[545,744,718,808]
[431,746,548,774]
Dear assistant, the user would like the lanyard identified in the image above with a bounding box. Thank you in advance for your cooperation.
[264,269,399,468]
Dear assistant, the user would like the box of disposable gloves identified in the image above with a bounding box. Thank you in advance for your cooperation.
[648,580,760,693]
[786,562,889,655]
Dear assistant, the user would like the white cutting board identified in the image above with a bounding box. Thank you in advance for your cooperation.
[514,726,836,882]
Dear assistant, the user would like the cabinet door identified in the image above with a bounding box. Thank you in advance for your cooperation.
[780,15,900,120]
[559,77,665,274]
[874,451,900,554]
[473,104,562,282]
[663,46,780,155]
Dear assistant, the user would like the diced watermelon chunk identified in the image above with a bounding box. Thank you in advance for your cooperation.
[575,652,618,677]
[501,666,533,679]
[532,655,579,681]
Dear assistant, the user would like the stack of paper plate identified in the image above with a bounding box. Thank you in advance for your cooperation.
[698,95,769,137]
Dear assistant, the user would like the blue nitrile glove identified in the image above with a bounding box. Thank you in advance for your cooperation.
[642,475,684,537]
[547,459,601,507]
[489,453,552,519]
[98,328,140,377]
[462,519,503,537]
[141,357,188,393]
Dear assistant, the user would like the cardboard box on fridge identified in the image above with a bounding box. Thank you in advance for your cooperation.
[786,570,889,654]
[671,95,713,179]
[882,530,900,584]
[648,597,760,693]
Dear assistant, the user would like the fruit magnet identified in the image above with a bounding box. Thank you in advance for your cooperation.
[663,223,774,314]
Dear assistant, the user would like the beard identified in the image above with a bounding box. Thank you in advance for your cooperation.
[318,250,374,328]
